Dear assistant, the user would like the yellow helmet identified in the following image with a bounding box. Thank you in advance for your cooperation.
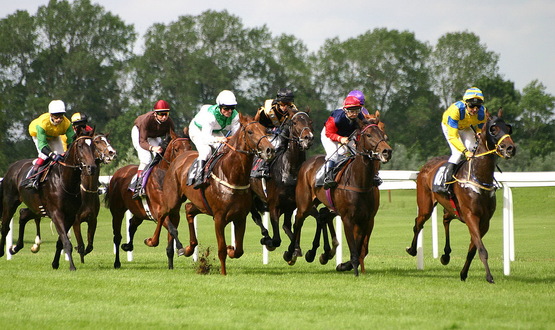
[462,87,484,103]
[71,112,88,125]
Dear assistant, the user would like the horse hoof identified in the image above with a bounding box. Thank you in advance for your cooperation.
[121,243,133,252]
[305,250,315,263]
[319,254,329,265]
[9,245,18,255]
[283,251,292,262]
[31,244,40,253]
[177,248,186,257]
[144,238,158,247]
[406,247,416,256]
[288,256,297,266]
[440,255,450,265]
[114,262,121,269]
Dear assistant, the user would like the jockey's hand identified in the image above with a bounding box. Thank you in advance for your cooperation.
[464,150,474,159]
[216,137,228,143]
[151,146,163,154]
[340,136,349,145]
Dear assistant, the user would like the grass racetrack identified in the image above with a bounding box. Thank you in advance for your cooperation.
[0,187,553,329]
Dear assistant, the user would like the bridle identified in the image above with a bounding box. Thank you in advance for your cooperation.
[57,136,95,173]
[279,111,312,148]
[353,124,388,160]
[222,121,272,157]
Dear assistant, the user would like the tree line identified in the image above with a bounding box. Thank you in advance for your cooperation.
[1,0,554,175]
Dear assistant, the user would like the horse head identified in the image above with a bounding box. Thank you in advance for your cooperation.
[163,136,192,162]
[287,110,314,150]
[66,136,97,176]
[237,113,276,161]
[484,108,516,159]
[92,133,117,164]
[356,115,392,163]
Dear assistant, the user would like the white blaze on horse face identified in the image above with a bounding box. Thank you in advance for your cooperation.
[85,139,92,146]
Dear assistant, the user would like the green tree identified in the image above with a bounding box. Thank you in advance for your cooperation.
[430,31,500,108]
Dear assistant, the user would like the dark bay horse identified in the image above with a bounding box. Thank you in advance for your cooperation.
[0,136,97,270]
[105,135,191,269]
[406,109,516,283]
[285,116,392,276]
[250,109,314,250]
[25,132,116,263]
[72,133,116,262]
[146,114,275,275]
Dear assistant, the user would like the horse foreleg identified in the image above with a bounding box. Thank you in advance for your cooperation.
[183,203,200,257]
[85,215,97,256]
[336,220,359,276]
[72,216,86,263]
[284,207,313,265]
[123,216,143,251]
[111,210,124,269]
[462,216,494,283]
[305,214,323,263]
[440,211,455,265]
[144,214,164,247]
[268,207,282,249]
[228,218,246,259]
[214,215,228,275]
[166,234,175,270]
[31,216,42,253]
[250,206,271,249]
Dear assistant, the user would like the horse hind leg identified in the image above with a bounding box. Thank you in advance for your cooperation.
[461,218,494,283]
[406,198,436,256]
[250,205,272,249]
[10,208,37,255]
[31,216,42,253]
[305,212,324,263]
[166,234,175,270]
[122,216,144,251]
[440,211,456,265]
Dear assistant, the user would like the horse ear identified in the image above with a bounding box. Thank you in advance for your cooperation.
[497,107,503,118]
[374,110,380,120]
[304,106,311,114]
[182,126,190,138]
[170,130,179,140]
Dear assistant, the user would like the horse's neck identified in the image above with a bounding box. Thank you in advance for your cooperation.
[218,140,253,183]
[463,137,496,183]
[346,154,375,186]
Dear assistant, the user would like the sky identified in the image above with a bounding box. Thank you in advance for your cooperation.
[3,0,555,97]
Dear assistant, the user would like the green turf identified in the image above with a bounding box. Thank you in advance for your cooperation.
[0,187,553,329]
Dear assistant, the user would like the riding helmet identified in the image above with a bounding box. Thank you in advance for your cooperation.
[153,100,170,112]
[276,88,294,103]
[48,100,66,114]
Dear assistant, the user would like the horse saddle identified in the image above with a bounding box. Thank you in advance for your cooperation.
[432,162,462,194]
[314,156,352,187]
[186,153,225,186]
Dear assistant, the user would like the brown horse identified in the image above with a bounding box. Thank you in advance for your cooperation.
[0,136,97,270]
[105,135,191,269]
[24,132,116,263]
[250,109,314,250]
[146,114,275,275]
[72,133,116,262]
[406,109,516,283]
[284,116,392,275]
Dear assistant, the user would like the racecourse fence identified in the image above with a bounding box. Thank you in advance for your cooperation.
[3,171,555,276]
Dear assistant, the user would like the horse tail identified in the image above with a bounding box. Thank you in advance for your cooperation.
[103,183,111,208]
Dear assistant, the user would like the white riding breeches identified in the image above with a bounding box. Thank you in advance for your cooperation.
[33,136,65,159]
[321,127,355,162]
[131,126,163,171]
[442,123,478,164]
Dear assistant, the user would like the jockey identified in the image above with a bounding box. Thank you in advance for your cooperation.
[319,95,365,189]
[22,100,75,189]
[131,99,176,198]
[436,87,487,194]
[71,112,93,135]
[252,88,298,178]
[188,90,240,189]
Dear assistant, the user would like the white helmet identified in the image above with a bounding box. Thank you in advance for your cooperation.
[216,90,237,106]
[48,100,66,114]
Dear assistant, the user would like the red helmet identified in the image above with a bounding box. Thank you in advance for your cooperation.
[153,100,170,112]
[343,95,362,109]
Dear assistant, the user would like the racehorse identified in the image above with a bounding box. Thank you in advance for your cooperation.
[406,109,516,283]
[25,132,116,263]
[250,109,314,250]
[0,136,97,271]
[146,114,275,275]
[284,115,392,276]
[71,132,116,262]
[105,134,191,269]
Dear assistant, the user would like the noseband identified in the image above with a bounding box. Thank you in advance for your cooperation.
[355,124,387,159]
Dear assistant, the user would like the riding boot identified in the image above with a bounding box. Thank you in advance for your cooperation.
[131,170,144,199]
[193,160,207,189]
[437,162,456,195]
[21,158,44,190]
[323,160,337,190]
